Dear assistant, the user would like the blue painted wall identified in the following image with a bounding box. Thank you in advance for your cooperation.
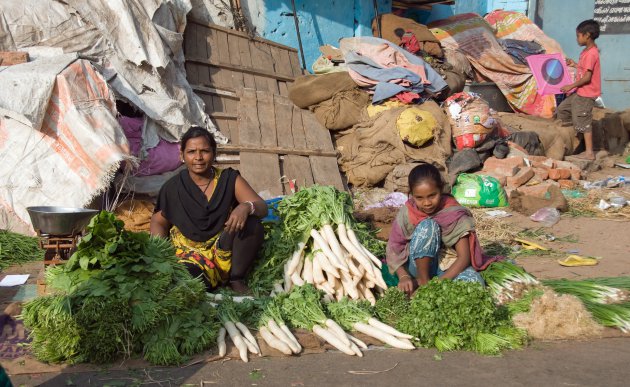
[245,0,392,72]
[537,0,630,110]
[451,0,529,15]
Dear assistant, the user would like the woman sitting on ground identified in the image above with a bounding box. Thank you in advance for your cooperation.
[150,127,266,294]
[387,164,499,296]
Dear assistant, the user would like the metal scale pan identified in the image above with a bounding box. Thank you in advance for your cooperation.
[26,206,98,236]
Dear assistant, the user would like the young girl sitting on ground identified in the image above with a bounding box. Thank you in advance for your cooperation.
[386,164,500,296]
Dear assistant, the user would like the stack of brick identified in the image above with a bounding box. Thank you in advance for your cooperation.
[477,156,583,198]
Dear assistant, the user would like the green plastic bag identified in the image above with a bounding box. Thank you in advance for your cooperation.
[451,174,508,208]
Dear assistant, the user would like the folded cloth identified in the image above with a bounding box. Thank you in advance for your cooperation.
[341,37,447,104]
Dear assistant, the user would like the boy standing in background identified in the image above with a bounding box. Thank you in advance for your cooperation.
[557,19,601,160]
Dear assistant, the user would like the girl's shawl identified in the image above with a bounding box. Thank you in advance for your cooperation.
[155,168,239,242]
[386,195,501,274]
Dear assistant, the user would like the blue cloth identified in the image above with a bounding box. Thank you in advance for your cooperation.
[344,37,448,103]
[406,219,485,285]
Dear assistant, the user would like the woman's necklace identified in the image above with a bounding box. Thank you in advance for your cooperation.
[195,169,215,194]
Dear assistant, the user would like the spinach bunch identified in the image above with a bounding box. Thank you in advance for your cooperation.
[22,211,220,365]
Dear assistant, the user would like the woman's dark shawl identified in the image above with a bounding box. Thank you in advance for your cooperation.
[155,168,239,242]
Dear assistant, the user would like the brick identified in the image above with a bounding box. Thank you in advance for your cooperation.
[507,166,534,188]
[516,182,553,198]
[530,161,550,170]
[475,171,507,186]
[558,179,577,189]
[0,51,28,66]
[555,160,581,171]
[542,159,555,169]
[570,169,582,180]
[548,168,571,181]
[482,156,524,177]
[524,155,550,163]
[533,168,549,181]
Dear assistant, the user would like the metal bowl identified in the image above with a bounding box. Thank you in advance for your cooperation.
[27,206,99,235]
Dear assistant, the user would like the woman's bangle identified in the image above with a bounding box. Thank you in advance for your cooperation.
[243,201,255,215]
[399,274,411,280]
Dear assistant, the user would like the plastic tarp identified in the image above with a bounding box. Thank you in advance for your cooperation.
[0,0,227,148]
[0,57,130,234]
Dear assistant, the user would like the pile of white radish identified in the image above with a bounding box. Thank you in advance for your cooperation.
[326,298,415,350]
[281,284,397,356]
[257,297,302,355]
[216,297,261,362]
[280,223,387,306]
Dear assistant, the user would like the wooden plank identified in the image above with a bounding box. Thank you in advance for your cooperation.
[212,95,225,113]
[188,18,299,53]
[309,156,344,190]
[0,51,28,66]
[187,57,295,82]
[278,81,289,97]
[301,110,334,151]
[199,93,214,112]
[227,33,245,89]
[256,91,277,147]
[291,105,307,149]
[215,31,233,90]
[185,63,199,85]
[223,97,238,117]
[257,42,279,94]
[228,120,240,146]
[283,155,315,191]
[270,46,293,78]
[237,36,256,89]
[274,95,294,148]
[214,118,232,142]
[208,112,237,120]
[240,152,283,196]
[205,25,219,60]
[288,51,303,77]
[191,84,238,98]
[184,25,199,82]
[217,144,337,157]
[237,88,261,146]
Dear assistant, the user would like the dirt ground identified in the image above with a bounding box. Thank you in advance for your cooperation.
[2,165,629,386]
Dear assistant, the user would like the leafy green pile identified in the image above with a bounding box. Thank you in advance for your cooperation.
[248,186,385,296]
[325,298,374,331]
[21,211,220,365]
[375,287,409,326]
[0,229,44,271]
[396,279,526,355]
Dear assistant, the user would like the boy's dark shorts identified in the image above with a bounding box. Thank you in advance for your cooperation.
[556,93,595,133]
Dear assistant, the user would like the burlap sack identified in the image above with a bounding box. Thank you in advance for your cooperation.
[592,108,629,155]
[311,89,370,130]
[443,48,473,78]
[373,13,443,58]
[496,112,577,160]
[288,72,357,108]
[337,101,452,187]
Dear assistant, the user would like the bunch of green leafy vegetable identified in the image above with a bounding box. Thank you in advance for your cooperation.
[21,211,220,365]
[248,186,385,296]
[375,287,409,326]
[0,229,44,271]
[396,279,526,355]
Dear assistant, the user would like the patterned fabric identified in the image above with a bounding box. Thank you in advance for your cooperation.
[409,219,441,261]
[406,219,484,285]
[168,168,233,288]
[429,13,557,118]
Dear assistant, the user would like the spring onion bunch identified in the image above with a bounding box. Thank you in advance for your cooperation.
[583,302,630,333]
[542,279,630,305]
[481,261,539,304]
